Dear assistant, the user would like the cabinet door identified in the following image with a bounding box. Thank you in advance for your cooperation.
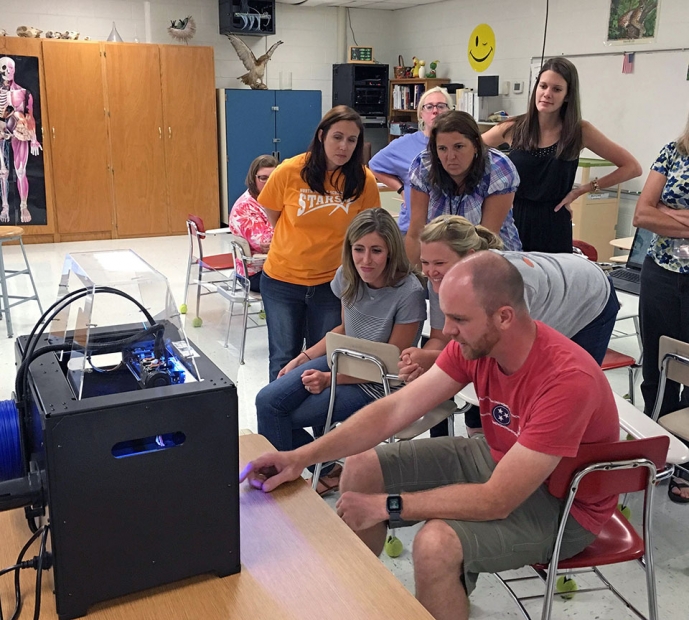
[104,43,168,237]
[160,46,219,234]
[225,90,274,209]
[43,41,113,236]
[275,91,321,161]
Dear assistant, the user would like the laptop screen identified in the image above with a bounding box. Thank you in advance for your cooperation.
[627,227,654,269]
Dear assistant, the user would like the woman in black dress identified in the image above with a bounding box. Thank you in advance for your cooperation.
[483,57,641,253]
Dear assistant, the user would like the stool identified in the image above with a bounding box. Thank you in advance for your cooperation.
[0,226,43,338]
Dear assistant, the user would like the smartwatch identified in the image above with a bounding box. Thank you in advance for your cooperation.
[386,494,404,528]
[396,185,404,195]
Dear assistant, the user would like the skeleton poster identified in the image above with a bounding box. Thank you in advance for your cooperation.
[0,55,46,226]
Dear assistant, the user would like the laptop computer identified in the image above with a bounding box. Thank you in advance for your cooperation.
[608,227,654,295]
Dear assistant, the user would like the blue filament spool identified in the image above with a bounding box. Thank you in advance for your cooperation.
[0,399,23,481]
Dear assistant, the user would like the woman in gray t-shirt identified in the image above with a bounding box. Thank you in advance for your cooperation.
[399,215,619,436]
[256,209,426,487]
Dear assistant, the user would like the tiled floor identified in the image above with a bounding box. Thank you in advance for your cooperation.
[1,235,688,619]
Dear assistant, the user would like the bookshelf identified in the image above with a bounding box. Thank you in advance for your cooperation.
[388,78,449,141]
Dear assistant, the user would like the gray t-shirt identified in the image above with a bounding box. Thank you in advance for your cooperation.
[428,250,610,337]
[332,266,426,397]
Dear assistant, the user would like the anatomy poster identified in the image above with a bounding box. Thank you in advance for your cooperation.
[0,55,46,226]
[607,1,658,44]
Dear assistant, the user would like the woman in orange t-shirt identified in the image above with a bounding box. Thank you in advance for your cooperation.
[259,106,380,381]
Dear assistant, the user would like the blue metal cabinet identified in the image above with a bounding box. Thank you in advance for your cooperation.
[218,89,322,223]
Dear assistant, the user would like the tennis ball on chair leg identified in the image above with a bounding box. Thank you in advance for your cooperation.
[192,316,203,328]
[556,576,578,600]
[384,535,403,558]
[618,503,632,520]
[179,303,187,314]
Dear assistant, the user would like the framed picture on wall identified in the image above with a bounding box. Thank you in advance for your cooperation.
[0,54,47,226]
[607,0,659,44]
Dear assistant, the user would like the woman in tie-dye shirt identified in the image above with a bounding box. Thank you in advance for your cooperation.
[228,154,278,292]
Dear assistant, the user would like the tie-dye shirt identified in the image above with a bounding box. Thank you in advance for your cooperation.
[228,190,274,276]
[647,142,689,273]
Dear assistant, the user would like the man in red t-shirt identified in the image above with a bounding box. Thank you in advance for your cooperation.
[241,251,620,620]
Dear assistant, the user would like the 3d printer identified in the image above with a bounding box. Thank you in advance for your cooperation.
[0,250,240,619]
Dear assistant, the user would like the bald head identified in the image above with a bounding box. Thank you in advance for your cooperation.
[442,251,527,316]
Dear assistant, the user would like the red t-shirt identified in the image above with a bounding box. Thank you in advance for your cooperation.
[437,321,619,535]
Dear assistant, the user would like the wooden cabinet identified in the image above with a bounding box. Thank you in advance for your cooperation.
[160,46,219,234]
[5,37,220,243]
[105,43,169,237]
[570,159,621,261]
[388,78,449,142]
[43,41,113,240]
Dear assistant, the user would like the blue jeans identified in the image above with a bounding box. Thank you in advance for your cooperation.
[256,356,374,452]
[570,278,620,365]
[260,272,342,381]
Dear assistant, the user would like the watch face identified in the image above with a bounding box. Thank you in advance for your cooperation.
[387,496,401,512]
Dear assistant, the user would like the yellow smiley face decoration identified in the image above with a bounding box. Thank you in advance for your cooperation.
[468,24,496,72]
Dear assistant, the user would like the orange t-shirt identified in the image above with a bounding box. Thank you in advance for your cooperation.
[258,153,380,286]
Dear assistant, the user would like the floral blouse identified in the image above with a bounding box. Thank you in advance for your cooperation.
[648,142,689,273]
[228,190,274,276]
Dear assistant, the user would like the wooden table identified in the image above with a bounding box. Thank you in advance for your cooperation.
[0,434,433,619]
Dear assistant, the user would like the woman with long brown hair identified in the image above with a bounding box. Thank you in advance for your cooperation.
[483,57,641,253]
[258,106,380,381]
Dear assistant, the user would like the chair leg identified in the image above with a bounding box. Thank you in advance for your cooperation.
[182,261,192,306]
[19,239,43,313]
[238,299,249,365]
[224,300,236,348]
[195,264,203,318]
[0,244,13,338]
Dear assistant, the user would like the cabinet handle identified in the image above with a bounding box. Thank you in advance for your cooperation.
[168,127,172,139]
[158,127,162,139]
[52,127,55,140]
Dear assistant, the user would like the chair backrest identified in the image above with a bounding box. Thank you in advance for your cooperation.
[225,233,252,257]
[547,436,670,499]
[228,238,251,285]
[658,335,689,384]
[572,239,598,261]
[325,333,401,385]
[187,214,206,238]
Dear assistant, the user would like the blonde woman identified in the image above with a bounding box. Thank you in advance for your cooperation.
[256,209,425,491]
[399,215,618,436]
[369,87,454,233]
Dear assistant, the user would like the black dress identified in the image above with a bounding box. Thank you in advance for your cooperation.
[509,144,579,253]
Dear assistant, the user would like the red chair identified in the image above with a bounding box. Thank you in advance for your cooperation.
[572,239,598,261]
[602,348,641,404]
[182,215,235,325]
[495,435,670,620]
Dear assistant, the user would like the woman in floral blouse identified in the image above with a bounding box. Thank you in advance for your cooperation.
[228,154,278,292]
[632,115,689,503]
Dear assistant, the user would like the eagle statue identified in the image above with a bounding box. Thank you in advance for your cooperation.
[225,34,283,90]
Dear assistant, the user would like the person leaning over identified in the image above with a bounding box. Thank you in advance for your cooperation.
[241,251,620,620]
[405,111,522,267]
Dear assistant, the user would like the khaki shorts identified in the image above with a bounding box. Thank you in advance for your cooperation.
[375,436,596,595]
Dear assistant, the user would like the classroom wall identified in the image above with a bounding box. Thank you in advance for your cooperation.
[1,0,395,113]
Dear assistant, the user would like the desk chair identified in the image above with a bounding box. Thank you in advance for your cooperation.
[222,236,266,365]
[182,215,235,325]
[0,226,43,338]
[650,336,689,484]
[495,435,669,620]
[312,333,457,487]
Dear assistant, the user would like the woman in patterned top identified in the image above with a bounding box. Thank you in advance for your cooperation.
[483,57,641,253]
[633,115,689,503]
[255,209,425,491]
[405,111,522,267]
[227,154,278,292]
